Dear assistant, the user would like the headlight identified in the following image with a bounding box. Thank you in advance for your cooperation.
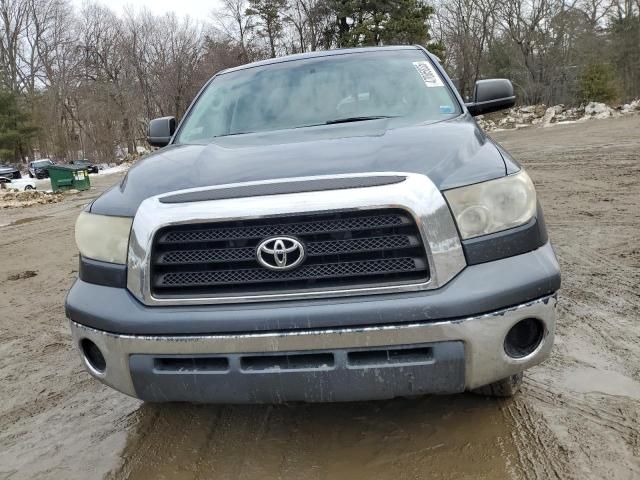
[444,171,536,239]
[75,212,133,264]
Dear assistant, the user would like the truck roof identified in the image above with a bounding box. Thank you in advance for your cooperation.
[219,45,425,76]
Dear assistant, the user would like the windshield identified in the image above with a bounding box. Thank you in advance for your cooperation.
[176,50,460,143]
[32,160,52,167]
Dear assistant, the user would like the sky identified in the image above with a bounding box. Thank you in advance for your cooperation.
[72,0,223,20]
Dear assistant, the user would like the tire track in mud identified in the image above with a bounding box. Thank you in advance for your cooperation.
[503,396,568,480]
[1,174,142,480]
[526,376,639,444]
[494,115,640,480]
[108,397,526,480]
[554,242,640,372]
[524,373,640,478]
[561,244,639,284]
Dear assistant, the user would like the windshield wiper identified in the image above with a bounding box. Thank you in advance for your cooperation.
[325,115,396,125]
[213,130,256,138]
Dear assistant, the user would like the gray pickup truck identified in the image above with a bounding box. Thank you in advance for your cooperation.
[66,46,560,402]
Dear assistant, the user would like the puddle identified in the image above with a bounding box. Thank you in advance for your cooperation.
[109,395,523,480]
[559,366,640,399]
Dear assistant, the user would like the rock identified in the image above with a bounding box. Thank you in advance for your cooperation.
[475,99,635,132]
[534,105,547,117]
[476,118,497,132]
[584,102,613,119]
[542,107,556,127]
[498,116,517,128]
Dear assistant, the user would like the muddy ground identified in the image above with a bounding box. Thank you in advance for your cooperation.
[1,116,638,480]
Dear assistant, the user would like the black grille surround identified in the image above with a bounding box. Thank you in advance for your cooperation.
[150,209,430,298]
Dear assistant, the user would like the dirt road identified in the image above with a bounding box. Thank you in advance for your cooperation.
[1,116,638,480]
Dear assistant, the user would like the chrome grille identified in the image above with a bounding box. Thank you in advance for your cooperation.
[161,213,405,243]
[150,209,430,297]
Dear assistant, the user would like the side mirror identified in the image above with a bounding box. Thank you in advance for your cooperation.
[147,116,176,147]
[465,79,516,116]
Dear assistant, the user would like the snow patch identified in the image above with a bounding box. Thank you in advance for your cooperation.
[100,164,130,175]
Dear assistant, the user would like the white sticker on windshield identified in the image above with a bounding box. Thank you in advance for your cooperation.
[413,61,444,87]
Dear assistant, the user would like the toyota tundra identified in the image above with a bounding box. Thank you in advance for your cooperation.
[66,46,560,402]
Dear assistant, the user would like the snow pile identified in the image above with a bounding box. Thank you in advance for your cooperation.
[100,161,133,176]
[100,164,128,175]
[621,99,640,113]
[476,99,639,132]
[0,190,64,208]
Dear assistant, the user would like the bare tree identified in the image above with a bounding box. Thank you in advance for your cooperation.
[1,0,639,166]
[0,0,32,92]
[436,0,498,98]
[214,0,255,61]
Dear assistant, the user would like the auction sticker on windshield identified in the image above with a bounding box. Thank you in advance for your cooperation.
[413,61,444,88]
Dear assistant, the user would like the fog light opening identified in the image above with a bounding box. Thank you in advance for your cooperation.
[504,318,544,359]
[80,338,106,374]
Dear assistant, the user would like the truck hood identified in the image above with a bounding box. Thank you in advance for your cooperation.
[91,116,508,217]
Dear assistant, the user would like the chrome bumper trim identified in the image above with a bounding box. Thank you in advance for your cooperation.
[127,172,467,305]
[70,294,557,398]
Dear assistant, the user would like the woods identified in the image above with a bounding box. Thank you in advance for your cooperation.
[434,0,640,104]
[0,0,638,164]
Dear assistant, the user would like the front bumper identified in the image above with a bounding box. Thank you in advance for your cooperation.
[67,242,560,335]
[69,294,557,402]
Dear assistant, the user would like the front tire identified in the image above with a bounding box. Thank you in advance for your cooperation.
[24,185,34,190]
[471,372,523,397]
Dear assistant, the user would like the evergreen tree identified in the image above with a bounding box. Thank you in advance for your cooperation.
[610,15,640,101]
[579,63,619,103]
[246,0,289,57]
[330,0,436,48]
[0,90,38,162]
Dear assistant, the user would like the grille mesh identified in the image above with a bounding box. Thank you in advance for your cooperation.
[151,209,429,297]
[159,235,412,265]
[160,258,419,287]
[307,235,411,255]
[161,214,405,243]
[161,247,255,264]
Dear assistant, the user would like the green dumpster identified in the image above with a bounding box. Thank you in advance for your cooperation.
[48,165,91,192]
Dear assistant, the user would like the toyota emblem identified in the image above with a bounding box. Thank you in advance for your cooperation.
[256,236,306,271]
